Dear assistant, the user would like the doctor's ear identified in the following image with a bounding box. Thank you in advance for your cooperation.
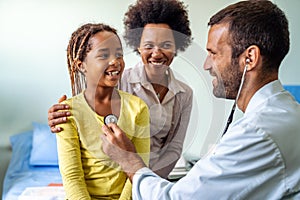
[244,45,260,71]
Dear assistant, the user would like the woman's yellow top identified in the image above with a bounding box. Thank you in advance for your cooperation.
[56,90,150,200]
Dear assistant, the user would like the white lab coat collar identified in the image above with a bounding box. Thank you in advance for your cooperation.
[245,80,284,114]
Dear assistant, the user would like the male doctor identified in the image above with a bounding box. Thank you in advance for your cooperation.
[101,0,300,199]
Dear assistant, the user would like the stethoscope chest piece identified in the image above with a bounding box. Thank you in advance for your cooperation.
[104,114,118,125]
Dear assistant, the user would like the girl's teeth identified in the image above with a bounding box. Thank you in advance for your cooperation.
[106,71,119,76]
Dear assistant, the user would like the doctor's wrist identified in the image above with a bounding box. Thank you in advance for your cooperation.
[121,153,146,182]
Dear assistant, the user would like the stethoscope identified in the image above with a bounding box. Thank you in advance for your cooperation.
[103,59,120,125]
[104,114,118,125]
[222,59,249,136]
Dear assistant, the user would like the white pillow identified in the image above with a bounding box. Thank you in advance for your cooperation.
[29,122,58,166]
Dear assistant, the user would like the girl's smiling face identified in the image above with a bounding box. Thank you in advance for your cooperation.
[81,31,124,89]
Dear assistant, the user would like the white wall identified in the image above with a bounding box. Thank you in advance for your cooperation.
[0,0,299,159]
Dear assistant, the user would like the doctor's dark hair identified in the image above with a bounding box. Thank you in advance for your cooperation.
[123,0,192,54]
[208,0,290,71]
[67,23,119,96]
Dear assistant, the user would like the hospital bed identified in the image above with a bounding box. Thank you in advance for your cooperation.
[2,122,64,199]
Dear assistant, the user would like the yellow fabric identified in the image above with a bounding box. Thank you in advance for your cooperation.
[56,90,150,200]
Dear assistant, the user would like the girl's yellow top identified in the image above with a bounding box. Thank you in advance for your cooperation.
[56,90,150,200]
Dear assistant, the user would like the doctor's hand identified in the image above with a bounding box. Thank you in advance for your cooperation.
[101,123,146,181]
[48,95,71,133]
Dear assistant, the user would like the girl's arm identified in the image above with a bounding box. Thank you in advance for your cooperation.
[57,115,91,200]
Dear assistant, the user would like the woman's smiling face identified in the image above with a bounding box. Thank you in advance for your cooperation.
[138,23,176,75]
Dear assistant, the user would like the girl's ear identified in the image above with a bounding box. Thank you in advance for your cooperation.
[76,60,87,74]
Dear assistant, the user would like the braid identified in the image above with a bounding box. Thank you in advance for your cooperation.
[66,23,118,96]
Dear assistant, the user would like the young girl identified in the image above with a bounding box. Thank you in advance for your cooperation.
[56,23,150,199]
[49,0,193,179]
